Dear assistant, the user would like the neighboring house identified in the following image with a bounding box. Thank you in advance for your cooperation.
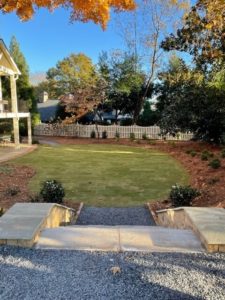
[0,39,32,146]
[37,99,60,123]
[92,110,132,124]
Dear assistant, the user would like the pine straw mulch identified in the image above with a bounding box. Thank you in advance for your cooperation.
[0,164,80,212]
[0,164,35,210]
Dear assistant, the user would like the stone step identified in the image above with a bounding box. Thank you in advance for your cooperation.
[0,203,75,247]
[36,225,204,252]
[156,207,225,252]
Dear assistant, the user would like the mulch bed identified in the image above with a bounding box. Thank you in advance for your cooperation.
[0,164,35,210]
[0,163,81,212]
[1,137,225,213]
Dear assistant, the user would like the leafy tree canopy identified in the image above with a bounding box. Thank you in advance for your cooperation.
[0,0,136,29]
[46,53,98,96]
[161,0,225,67]
[155,55,225,143]
[98,51,149,123]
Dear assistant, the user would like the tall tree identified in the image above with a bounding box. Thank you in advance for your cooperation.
[115,0,190,121]
[59,77,107,124]
[0,0,136,29]
[9,36,30,101]
[161,0,225,67]
[9,36,40,129]
[155,56,225,143]
[9,36,39,115]
[46,53,98,97]
[98,52,148,123]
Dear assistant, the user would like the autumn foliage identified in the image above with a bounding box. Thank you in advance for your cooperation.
[0,0,136,28]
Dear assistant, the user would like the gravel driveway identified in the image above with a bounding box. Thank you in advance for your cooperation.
[0,246,224,300]
[76,206,155,225]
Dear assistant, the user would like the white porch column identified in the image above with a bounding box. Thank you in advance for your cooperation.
[10,75,20,147]
[0,77,3,113]
[27,115,32,145]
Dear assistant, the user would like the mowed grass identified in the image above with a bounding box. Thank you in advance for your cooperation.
[13,144,189,206]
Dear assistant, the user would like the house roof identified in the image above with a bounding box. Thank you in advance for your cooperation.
[37,100,60,122]
[0,39,21,76]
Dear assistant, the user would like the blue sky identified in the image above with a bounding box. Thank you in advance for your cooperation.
[0,1,194,79]
[0,8,125,74]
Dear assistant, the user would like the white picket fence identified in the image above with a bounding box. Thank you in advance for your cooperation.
[34,123,193,141]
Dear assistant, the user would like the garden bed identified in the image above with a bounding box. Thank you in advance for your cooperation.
[0,163,81,212]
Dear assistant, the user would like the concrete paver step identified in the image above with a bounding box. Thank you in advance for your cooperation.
[36,225,204,252]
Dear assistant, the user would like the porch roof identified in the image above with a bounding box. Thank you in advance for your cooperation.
[0,39,21,76]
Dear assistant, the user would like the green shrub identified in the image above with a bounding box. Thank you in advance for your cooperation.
[142,133,148,140]
[221,149,225,158]
[207,177,220,185]
[90,130,96,139]
[168,141,176,147]
[208,158,221,169]
[0,165,13,175]
[190,150,197,157]
[201,152,209,161]
[5,185,20,196]
[185,149,192,154]
[201,150,214,161]
[130,132,135,141]
[102,130,108,139]
[40,180,65,204]
[169,184,200,207]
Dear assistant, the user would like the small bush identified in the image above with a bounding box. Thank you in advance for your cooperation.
[130,132,135,141]
[185,149,192,154]
[208,158,221,169]
[202,150,214,160]
[142,133,148,140]
[201,152,209,161]
[5,185,20,196]
[90,130,96,139]
[169,184,200,207]
[0,165,13,175]
[40,180,65,204]
[221,149,225,158]
[207,177,220,185]
[135,139,141,144]
[167,141,176,147]
[190,150,197,157]
[102,130,108,139]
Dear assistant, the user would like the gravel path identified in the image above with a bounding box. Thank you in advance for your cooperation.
[0,246,224,300]
[76,206,155,225]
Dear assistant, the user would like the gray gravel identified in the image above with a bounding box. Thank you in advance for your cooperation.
[76,206,155,225]
[0,246,224,300]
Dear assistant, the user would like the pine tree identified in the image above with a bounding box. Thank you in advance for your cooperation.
[9,36,40,129]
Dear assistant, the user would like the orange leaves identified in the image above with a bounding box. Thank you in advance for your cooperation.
[0,0,136,29]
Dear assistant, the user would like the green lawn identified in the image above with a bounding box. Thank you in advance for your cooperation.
[13,144,189,206]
